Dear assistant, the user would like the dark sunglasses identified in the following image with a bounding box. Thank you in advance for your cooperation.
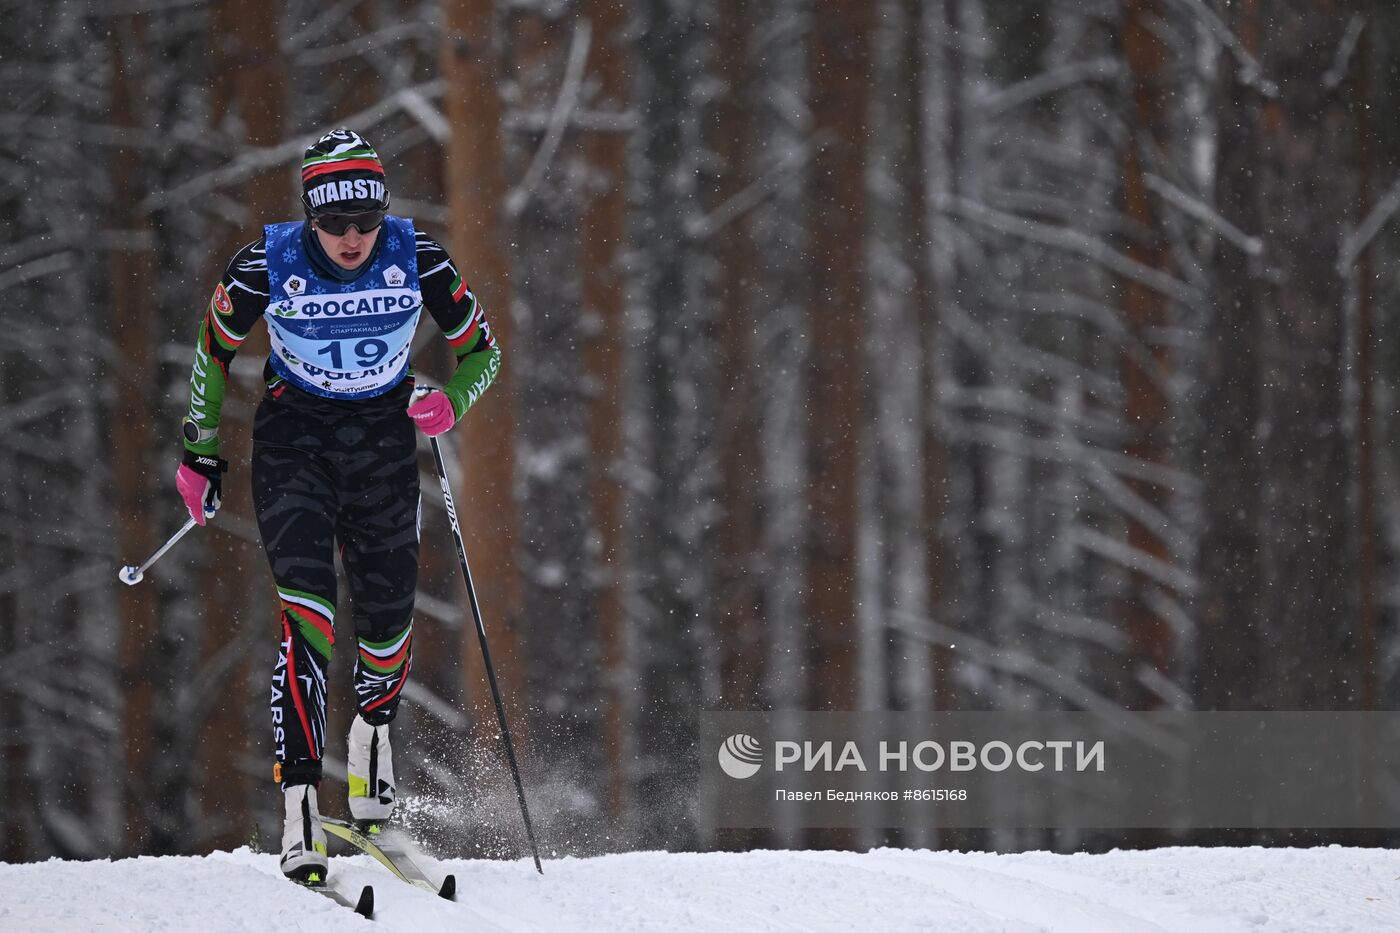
[311,208,385,236]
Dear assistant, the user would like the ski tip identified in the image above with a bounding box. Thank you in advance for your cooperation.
[438,874,456,901]
[356,884,375,918]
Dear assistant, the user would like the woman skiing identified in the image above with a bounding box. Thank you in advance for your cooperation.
[175,128,500,883]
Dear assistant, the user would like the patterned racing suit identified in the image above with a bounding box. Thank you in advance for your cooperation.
[182,218,499,787]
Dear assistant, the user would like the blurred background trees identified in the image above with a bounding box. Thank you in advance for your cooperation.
[3,0,1400,859]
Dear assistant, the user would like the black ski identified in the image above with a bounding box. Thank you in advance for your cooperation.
[323,816,457,901]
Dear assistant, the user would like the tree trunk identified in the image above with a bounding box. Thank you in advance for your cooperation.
[860,0,932,856]
[439,0,527,768]
[1196,1,1265,710]
[920,0,958,723]
[109,11,162,857]
[805,0,872,718]
[624,0,720,852]
[579,0,630,838]
[1118,0,1178,704]
[748,0,812,849]
[501,4,603,848]
[1352,30,1378,713]
[710,0,765,715]
[1251,6,1354,708]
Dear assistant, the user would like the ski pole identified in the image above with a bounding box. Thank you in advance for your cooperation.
[118,516,198,585]
[425,430,544,874]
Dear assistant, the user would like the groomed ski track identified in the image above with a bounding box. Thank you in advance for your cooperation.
[4,844,1400,931]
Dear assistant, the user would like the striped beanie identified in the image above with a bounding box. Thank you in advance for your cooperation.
[301,128,389,213]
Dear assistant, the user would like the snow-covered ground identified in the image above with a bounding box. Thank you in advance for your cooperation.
[3,845,1399,932]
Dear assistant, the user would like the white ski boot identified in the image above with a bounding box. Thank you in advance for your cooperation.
[347,714,397,825]
[280,783,329,882]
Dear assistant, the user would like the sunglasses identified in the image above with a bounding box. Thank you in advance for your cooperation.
[311,208,386,236]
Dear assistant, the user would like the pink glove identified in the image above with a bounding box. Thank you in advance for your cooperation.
[176,453,226,526]
[406,388,457,437]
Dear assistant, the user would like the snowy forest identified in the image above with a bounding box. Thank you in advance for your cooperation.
[5,0,1400,863]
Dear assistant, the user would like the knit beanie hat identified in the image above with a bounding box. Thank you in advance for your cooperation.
[300,128,390,214]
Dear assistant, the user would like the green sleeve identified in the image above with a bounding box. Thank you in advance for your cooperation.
[184,242,264,456]
[441,337,502,419]
[183,314,234,456]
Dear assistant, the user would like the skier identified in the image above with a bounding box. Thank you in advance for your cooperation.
[175,128,501,883]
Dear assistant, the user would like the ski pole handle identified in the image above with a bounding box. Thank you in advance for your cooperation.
[119,516,198,585]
